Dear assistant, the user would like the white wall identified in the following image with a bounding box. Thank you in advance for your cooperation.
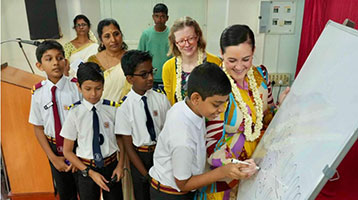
[218,0,304,80]
[262,1,304,77]
[261,0,304,99]
[227,0,266,66]
[1,0,304,90]
[1,0,100,76]
[99,0,208,50]
[206,0,228,57]
[1,0,43,75]
[220,0,305,100]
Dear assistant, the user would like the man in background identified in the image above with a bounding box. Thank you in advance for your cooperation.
[138,3,170,90]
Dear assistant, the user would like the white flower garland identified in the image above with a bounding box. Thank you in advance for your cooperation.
[175,50,204,101]
[223,65,264,141]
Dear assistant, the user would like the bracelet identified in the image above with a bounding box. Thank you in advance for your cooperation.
[271,106,278,114]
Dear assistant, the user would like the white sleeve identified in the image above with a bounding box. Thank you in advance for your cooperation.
[114,105,132,135]
[162,94,171,114]
[28,94,43,126]
[172,145,194,180]
[160,94,171,124]
[60,111,77,141]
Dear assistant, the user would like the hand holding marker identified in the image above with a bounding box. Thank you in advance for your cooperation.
[231,158,261,171]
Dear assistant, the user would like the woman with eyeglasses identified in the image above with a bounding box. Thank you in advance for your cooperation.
[162,16,222,105]
[88,18,131,102]
[64,15,99,70]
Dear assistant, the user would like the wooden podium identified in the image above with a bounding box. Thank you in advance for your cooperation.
[1,65,56,199]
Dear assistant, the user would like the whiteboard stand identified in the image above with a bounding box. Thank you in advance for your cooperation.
[310,18,357,199]
[343,18,355,29]
[309,128,358,200]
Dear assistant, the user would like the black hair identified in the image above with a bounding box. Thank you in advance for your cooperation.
[77,62,104,87]
[220,24,255,54]
[36,40,65,63]
[73,14,91,28]
[188,62,231,100]
[97,18,128,51]
[153,3,168,15]
[121,50,152,76]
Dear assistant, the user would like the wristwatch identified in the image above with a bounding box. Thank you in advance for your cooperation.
[81,166,90,177]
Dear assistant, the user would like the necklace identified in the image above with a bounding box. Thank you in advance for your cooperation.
[223,65,263,141]
[175,50,204,101]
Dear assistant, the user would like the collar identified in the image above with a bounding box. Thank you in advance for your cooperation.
[129,88,152,102]
[153,26,168,33]
[47,75,66,91]
[181,99,204,129]
[82,98,102,111]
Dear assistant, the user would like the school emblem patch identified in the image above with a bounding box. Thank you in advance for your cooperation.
[153,110,158,117]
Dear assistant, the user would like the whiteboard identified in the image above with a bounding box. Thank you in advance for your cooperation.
[237,20,358,200]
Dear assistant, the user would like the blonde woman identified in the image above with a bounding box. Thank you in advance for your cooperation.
[162,16,222,105]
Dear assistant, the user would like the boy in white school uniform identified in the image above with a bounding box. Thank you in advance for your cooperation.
[29,40,80,200]
[115,50,171,200]
[61,62,124,200]
[149,63,259,199]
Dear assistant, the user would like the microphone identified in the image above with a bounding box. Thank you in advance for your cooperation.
[16,38,41,46]
[0,38,39,74]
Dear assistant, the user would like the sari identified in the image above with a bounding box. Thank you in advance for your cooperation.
[64,42,99,77]
[199,65,276,200]
[87,55,131,102]
[64,42,99,63]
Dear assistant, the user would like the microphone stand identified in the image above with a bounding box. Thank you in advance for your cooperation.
[17,41,35,74]
[1,39,35,74]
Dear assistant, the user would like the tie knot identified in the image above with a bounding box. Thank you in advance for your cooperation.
[51,86,57,93]
[141,96,147,102]
[92,106,97,111]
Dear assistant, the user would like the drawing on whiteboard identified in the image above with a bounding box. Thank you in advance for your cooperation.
[251,149,301,200]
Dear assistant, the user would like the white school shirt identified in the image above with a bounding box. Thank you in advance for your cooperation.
[115,89,171,147]
[148,100,207,192]
[29,76,80,137]
[60,99,119,159]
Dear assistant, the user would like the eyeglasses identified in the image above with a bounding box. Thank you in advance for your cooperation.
[131,68,157,79]
[75,23,88,28]
[175,36,197,47]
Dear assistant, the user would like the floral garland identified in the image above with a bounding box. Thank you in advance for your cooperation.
[175,50,204,101]
[223,65,264,141]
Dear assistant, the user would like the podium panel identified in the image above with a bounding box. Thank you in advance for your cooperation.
[1,66,54,195]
